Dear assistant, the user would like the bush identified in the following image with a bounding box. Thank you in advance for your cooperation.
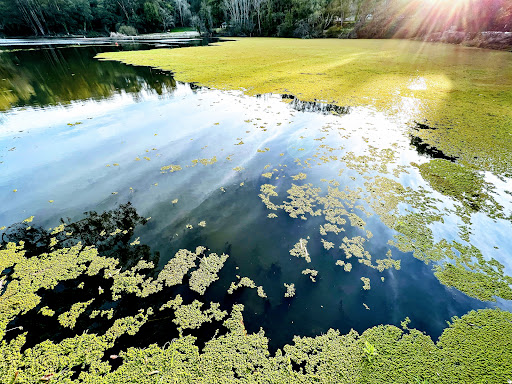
[325,25,342,38]
[118,25,138,36]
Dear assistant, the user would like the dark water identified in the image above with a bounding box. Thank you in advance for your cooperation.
[1,44,510,352]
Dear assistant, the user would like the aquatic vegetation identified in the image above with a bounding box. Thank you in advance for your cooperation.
[0,242,115,338]
[172,301,227,334]
[156,247,203,288]
[259,184,280,211]
[291,173,307,180]
[283,183,322,219]
[414,159,504,219]
[257,286,267,298]
[302,269,318,282]
[226,276,267,298]
[433,243,512,301]
[340,236,372,264]
[0,234,510,383]
[321,239,335,251]
[320,223,344,235]
[362,340,378,362]
[289,239,311,263]
[191,156,217,167]
[227,276,256,294]
[336,260,353,272]
[361,277,371,290]
[284,283,296,298]
[267,213,277,219]
[39,306,55,317]
[198,221,206,227]
[160,164,182,173]
[375,250,401,272]
[189,252,229,295]
[58,299,95,329]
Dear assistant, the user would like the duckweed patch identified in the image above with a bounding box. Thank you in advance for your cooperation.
[189,252,229,295]
[284,283,296,298]
[0,214,511,383]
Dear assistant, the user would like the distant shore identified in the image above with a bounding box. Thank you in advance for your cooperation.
[1,30,510,52]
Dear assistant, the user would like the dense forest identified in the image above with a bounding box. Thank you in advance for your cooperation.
[0,0,510,39]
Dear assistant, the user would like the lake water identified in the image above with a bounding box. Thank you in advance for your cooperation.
[1,43,511,351]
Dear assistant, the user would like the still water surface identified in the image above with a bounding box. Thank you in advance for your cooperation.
[1,44,510,350]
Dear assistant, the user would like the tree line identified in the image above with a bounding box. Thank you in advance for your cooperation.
[0,0,510,38]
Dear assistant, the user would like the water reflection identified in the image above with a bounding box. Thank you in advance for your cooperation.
[281,94,351,116]
[0,45,177,111]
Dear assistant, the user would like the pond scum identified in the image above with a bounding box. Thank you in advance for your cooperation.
[0,227,511,383]
[1,39,512,381]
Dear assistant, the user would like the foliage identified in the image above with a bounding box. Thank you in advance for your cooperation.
[0,0,510,38]
[118,25,138,35]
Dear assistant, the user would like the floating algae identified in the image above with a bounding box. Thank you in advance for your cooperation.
[226,276,267,298]
[284,283,296,298]
[227,276,256,294]
[160,164,182,173]
[189,252,229,295]
[302,269,319,282]
[336,260,353,272]
[0,219,511,382]
[290,238,311,263]
[282,183,322,219]
[375,250,401,272]
[361,277,371,291]
[321,239,335,251]
[58,299,95,329]
[433,243,512,302]
[291,172,307,180]
[39,306,55,317]
[340,236,372,264]
[172,300,227,334]
[414,159,504,219]
[259,184,280,211]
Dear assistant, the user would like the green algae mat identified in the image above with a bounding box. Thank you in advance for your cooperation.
[0,41,511,383]
[97,38,512,177]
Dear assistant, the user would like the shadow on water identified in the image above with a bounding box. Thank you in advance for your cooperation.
[410,137,458,162]
[409,121,458,162]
